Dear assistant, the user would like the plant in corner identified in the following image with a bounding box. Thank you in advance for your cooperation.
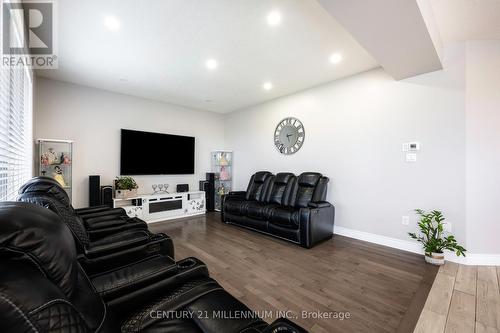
[114,176,138,199]
[408,209,466,265]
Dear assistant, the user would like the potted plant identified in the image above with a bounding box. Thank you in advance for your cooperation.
[114,176,138,199]
[408,209,466,265]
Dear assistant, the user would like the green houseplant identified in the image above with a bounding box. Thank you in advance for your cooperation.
[408,209,466,265]
[114,176,138,199]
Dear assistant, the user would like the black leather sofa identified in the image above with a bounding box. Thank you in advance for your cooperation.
[0,202,307,333]
[19,177,146,239]
[17,178,176,274]
[222,172,335,248]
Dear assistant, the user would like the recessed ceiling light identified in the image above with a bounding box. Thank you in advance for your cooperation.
[329,53,343,64]
[263,82,273,91]
[104,16,120,31]
[205,59,218,70]
[267,11,281,26]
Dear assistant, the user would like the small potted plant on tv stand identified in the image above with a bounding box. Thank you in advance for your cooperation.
[115,176,138,199]
[408,209,466,265]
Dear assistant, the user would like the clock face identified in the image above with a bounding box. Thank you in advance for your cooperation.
[274,117,305,155]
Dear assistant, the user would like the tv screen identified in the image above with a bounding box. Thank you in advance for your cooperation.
[120,129,195,175]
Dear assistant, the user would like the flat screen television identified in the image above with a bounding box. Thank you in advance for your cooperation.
[120,129,195,175]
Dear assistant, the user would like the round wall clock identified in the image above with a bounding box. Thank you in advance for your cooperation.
[274,117,305,155]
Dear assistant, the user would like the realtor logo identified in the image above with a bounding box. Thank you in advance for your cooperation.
[1,0,57,68]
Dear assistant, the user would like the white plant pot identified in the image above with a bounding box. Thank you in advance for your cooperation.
[115,188,138,199]
[425,252,445,265]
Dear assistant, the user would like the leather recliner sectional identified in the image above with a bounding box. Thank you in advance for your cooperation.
[19,177,147,238]
[0,202,307,333]
[222,171,335,248]
[17,191,174,274]
[1,178,308,332]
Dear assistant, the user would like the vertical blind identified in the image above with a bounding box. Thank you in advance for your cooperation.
[0,65,33,201]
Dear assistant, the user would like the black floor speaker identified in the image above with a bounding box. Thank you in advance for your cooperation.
[89,175,101,207]
[101,186,113,208]
[204,173,215,212]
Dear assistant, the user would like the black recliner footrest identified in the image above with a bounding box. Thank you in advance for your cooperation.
[106,257,210,315]
[91,254,178,300]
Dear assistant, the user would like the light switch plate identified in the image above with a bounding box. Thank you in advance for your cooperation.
[402,216,410,225]
[406,153,417,162]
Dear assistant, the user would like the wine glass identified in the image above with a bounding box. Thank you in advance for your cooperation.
[158,184,164,192]
[164,184,169,193]
[152,184,157,193]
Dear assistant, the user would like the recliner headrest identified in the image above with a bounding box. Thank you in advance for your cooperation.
[297,172,322,187]
[274,173,295,185]
[16,192,89,247]
[0,202,78,298]
[18,177,71,207]
[253,171,272,183]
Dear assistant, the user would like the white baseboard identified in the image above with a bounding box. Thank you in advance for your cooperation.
[334,225,500,266]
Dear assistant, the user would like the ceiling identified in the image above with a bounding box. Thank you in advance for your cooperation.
[37,0,378,113]
[318,0,442,80]
[429,0,500,43]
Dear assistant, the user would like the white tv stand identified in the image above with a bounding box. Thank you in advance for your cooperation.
[113,191,206,223]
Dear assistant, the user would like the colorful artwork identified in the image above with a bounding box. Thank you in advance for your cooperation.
[47,148,58,165]
[41,154,49,166]
[220,166,230,181]
[61,152,71,164]
[218,152,229,166]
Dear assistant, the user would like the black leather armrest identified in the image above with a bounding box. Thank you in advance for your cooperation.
[79,207,126,220]
[229,191,246,195]
[225,191,246,201]
[299,203,335,249]
[75,205,111,214]
[79,233,174,274]
[85,230,152,258]
[91,254,178,300]
[87,218,147,241]
[308,201,331,208]
[85,216,127,229]
[106,257,210,315]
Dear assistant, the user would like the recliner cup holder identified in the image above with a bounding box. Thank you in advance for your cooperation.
[177,258,197,269]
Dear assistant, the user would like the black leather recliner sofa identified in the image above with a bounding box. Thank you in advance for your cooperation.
[19,177,146,239]
[222,171,335,248]
[17,191,174,273]
[17,178,176,274]
[0,202,307,333]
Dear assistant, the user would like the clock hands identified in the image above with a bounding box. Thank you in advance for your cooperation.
[286,133,293,142]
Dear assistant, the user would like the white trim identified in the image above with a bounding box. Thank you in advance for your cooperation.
[462,254,500,266]
[334,225,500,266]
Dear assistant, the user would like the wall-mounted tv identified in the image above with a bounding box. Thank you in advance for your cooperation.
[120,129,195,175]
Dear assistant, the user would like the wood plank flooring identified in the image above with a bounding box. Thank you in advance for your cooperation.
[414,262,500,333]
[149,213,437,333]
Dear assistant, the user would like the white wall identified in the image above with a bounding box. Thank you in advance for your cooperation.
[35,42,500,258]
[34,78,225,208]
[465,40,500,254]
[225,44,466,244]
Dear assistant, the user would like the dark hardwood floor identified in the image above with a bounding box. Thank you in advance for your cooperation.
[149,213,438,333]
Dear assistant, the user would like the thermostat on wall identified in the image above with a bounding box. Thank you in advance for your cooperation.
[402,142,421,151]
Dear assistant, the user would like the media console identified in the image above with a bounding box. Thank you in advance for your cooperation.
[113,191,206,223]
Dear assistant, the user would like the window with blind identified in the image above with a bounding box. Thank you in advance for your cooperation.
[0,65,33,201]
